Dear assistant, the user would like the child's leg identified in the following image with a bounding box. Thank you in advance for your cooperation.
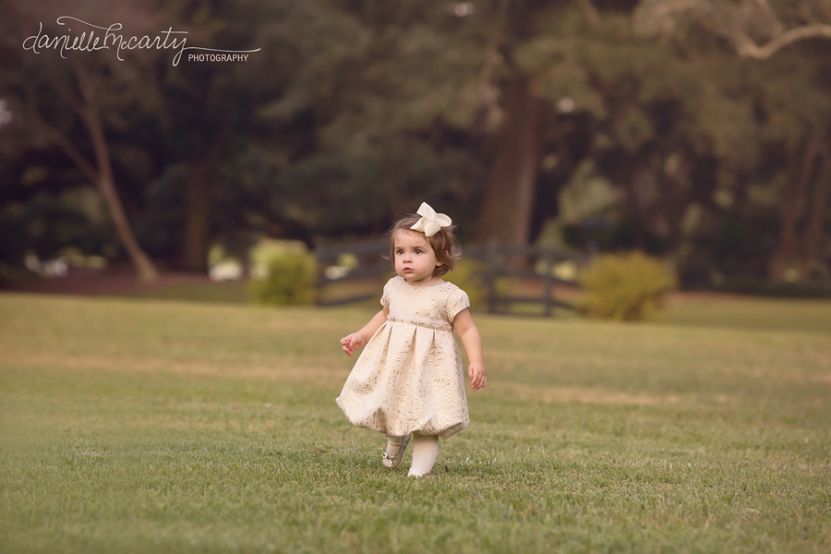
[382,434,411,469]
[384,434,405,456]
[408,432,439,477]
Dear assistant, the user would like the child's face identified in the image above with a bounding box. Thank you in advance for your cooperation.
[393,230,441,286]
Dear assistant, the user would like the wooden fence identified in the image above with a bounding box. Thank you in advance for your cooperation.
[314,239,584,316]
[464,242,584,316]
[314,237,390,306]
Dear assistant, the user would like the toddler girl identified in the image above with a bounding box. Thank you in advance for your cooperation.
[336,202,487,477]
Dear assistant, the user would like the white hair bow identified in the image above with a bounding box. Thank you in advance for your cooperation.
[410,202,452,237]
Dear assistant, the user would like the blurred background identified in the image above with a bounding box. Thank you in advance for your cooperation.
[2,0,830,310]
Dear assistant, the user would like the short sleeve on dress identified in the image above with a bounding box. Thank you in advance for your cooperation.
[380,278,394,309]
[446,287,470,322]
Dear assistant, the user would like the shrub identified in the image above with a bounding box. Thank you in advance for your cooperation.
[578,252,677,321]
[250,252,316,306]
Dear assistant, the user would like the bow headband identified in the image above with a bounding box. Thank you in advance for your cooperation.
[410,202,452,237]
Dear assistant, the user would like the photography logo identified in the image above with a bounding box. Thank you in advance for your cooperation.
[23,16,260,66]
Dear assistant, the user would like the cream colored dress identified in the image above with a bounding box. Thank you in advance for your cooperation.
[336,276,471,439]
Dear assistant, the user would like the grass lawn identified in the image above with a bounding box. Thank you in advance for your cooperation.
[130,280,252,305]
[1,292,829,553]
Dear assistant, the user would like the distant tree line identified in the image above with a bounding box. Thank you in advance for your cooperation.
[1,0,830,287]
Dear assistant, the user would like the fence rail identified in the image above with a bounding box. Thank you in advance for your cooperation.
[314,239,584,316]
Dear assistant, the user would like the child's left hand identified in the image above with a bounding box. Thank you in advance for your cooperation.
[468,362,487,390]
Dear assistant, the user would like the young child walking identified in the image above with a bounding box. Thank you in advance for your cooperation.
[336,202,487,477]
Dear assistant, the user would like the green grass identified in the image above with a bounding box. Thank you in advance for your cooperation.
[1,293,829,553]
[661,295,831,334]
[130,280,252,304]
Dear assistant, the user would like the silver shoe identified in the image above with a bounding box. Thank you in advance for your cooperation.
[381,434,411,469]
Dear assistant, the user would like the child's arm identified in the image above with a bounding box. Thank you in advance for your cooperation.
[340,307,389,356]
[453,308,487,390]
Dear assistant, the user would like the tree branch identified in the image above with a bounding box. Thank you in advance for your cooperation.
[575,0,601,29]
[733,23,831,59]
[752,0,784,36]
[24,89,100,185]
[43,58,89,122]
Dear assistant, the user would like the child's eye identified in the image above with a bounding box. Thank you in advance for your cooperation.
[415,249,422,254]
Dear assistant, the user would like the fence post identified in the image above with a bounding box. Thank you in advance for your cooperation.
[542,247,553,317]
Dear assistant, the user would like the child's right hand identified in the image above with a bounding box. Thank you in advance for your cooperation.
[340,333,366,356]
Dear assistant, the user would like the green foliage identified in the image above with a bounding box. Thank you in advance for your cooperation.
[556,159,618,226]
[578,252,678,321]
[249,239,309,269]
[5,0,831,288]
[0,188,117,268]
[250,252,316,306]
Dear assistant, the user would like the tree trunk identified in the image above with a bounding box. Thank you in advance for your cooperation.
[381,131,403,217]
[78,70,158,283]
[179,128,232,272]
[627,165,657,251]
[800,154,831,279]
[475,76,541,246]
[179,156,213,272]
[769,139,819,281]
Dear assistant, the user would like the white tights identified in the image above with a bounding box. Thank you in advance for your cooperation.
[407,432,439,477]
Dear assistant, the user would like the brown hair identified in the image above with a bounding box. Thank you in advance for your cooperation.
[388,213,462,277]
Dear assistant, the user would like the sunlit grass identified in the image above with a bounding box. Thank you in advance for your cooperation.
[1,293,829,553]
[662,294,831,334]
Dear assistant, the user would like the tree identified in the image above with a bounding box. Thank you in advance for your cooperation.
[634,0,831,281]
[634,0,831,60]
[255,0,491,238]
[2,1,162,281]
[152,0,270,272]
[3,0,828,288]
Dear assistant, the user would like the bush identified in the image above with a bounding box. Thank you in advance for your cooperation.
[578,252,677,321]
[250,252,316,306]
